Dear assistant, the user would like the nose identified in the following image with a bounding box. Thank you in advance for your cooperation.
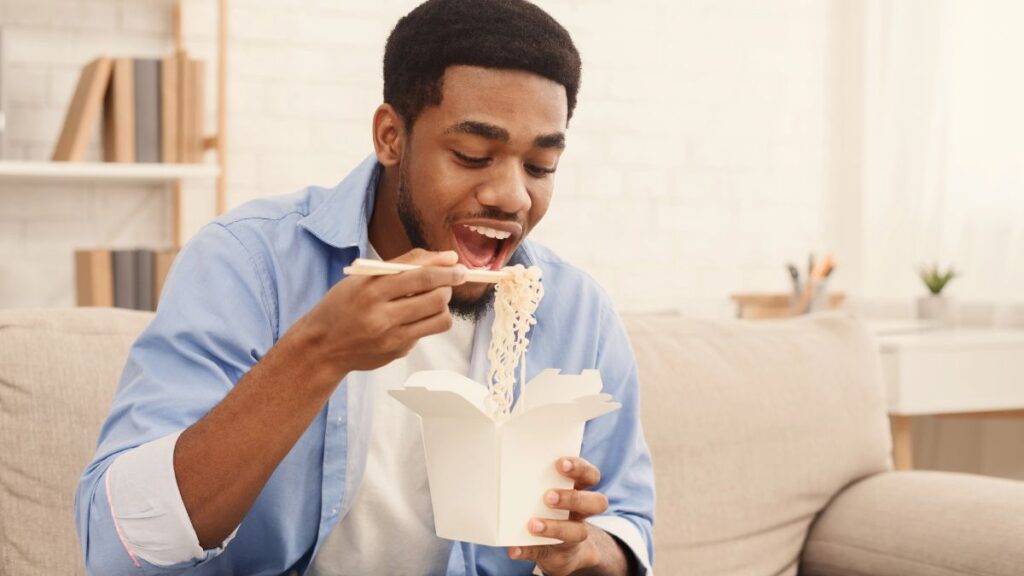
[475,160,532,215]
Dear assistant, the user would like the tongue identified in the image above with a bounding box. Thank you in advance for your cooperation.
[454,228,499,267]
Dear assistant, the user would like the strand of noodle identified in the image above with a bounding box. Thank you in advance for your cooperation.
[486,264,543,419]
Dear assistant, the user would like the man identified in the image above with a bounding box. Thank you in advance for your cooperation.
[75,1,654,574]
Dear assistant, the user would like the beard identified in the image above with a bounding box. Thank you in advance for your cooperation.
[396,159,495,321]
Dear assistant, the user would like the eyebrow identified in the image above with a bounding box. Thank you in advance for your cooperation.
[445,120,566,150]
[445,120,509,142]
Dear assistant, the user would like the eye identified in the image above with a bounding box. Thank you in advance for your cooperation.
[452,150,490,167]
[525,163,556,178]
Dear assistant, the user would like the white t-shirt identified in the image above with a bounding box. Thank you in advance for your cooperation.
[308,274,477,575]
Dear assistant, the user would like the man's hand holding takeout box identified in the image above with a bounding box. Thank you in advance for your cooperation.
[509,456,630,576]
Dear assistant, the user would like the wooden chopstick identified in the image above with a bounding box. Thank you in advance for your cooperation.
[342,258,511,284]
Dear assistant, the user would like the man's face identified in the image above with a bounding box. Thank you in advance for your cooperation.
[395,65,568,316]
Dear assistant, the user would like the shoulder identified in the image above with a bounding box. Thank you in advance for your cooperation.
[519,239,616,318]
[212,186,323,240]
[183,185,340,265]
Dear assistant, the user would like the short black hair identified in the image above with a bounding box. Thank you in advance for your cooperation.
[383,0,582,131]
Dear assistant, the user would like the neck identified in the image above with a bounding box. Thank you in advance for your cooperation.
[368,163,412,261]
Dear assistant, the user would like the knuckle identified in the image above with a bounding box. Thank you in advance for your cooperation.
[433,289,450,309]
[438,313,454,331]
[366,315,389,337]
[569,490,583,510]
[573,523,589,542]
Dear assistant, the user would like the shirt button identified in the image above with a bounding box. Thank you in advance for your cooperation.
[331,507,339,515]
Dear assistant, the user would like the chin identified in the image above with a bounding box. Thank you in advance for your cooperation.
[454,282,491,302]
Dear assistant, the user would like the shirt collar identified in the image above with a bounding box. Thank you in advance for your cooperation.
[298,154,381,257]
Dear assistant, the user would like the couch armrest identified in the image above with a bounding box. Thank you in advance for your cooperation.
[800,471,1024,576]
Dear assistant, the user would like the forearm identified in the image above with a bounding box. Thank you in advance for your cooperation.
[174,317,343,548]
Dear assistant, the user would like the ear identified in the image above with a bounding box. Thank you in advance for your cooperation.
[372,104,405,167]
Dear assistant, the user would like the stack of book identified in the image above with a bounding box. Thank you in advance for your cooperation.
[75,249,178,311]
[53,52,206,163]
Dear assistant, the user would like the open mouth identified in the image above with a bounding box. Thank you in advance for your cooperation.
[451,221,520,270]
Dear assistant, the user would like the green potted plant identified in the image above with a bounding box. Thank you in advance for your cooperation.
[917,264,958,323]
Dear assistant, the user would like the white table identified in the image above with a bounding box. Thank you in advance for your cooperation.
[872,326,1024,470]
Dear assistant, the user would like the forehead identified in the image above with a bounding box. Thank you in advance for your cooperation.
[427,65,569,135]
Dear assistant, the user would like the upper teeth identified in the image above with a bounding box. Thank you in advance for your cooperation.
[466,225,511,240]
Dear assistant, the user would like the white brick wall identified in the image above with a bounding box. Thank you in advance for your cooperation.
[0,0,835,315]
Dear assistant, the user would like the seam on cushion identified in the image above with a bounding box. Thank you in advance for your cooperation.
[807,539,998,576]
[105,470,142,568]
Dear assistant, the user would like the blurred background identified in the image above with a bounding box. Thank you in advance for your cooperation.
[1,0,1022,473]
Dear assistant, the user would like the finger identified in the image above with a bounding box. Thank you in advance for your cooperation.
[528,518,589,544]
[509,544,555,564]
[376,265,466,301]
[387,286,452,324]
[544,489,608,518]
[401,309,455,341]
[390,248,460,266]
[556,457,601,489]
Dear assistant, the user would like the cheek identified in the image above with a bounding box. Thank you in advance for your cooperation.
[528,186,553,224]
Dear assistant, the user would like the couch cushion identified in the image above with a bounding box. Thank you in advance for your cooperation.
[623,313,892,575]
[801,470,1024,576]
[0,308,152,576]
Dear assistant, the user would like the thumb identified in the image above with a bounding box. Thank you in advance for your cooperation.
[390,247,460,267]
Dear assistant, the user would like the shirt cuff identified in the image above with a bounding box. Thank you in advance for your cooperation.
[106,431,240,567]
[587,514,653,575]
[530,515,653,576]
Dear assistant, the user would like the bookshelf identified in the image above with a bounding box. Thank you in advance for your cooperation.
[0,1,230,310]
[7,0,229,249]
[0,161,219,184]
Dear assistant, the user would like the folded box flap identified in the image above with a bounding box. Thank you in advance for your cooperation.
[515,369,604,415]
[404,370,488,411]
[507,394,621,430]
[388,388,493,422]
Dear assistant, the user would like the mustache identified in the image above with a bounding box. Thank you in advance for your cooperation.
[453,207,524,225]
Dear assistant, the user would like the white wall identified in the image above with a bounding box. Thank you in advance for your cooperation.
[3,0,1022,481]
[0,0,835,316]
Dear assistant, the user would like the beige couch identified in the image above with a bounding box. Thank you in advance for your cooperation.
[1,308,1023,575]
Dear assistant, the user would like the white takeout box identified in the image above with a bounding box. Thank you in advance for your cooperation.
[389,368,620,546]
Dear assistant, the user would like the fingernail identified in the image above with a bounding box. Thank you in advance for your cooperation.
[561,459,573,472]
[545,491,559,505]
[510,547,521,558]
[530,519,545,533]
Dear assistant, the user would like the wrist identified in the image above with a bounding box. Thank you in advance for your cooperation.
[281,314,349,388]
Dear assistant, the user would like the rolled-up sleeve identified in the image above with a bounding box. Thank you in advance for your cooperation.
[581,302,656,574]
[74,223,276,575]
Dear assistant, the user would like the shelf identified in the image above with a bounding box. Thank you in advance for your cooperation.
[0,161,220,184]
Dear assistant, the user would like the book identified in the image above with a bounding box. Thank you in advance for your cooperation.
[133,59,161,163]
[177,56,206,163]
[135,249,155,311]
[74,250,114,307]
[103,58,135,163]
[160,54,179,163]
[177,52,192,163]
[189,59,206,162]
[111,249,138,309]
[154,249,177,307]
[52,57,113,161]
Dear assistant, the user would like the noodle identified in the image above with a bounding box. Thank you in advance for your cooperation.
[485,264,544,419]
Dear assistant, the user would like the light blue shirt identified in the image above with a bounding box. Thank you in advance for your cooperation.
[75,155,655,575]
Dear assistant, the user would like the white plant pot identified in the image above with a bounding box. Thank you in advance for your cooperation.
[917,295,954,325]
